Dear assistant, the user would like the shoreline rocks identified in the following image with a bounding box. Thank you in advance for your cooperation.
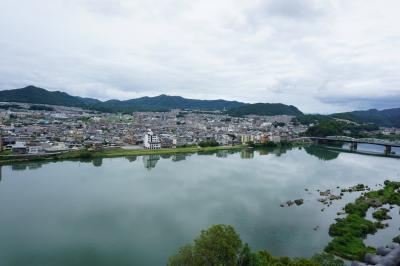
[352,243,400,266]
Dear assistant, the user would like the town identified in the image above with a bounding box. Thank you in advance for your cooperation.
[0,102,311,155]
[2,101,400,158]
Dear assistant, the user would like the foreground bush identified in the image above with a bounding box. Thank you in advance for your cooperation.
[168,224,343,266]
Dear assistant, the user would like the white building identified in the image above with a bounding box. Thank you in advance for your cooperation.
[270,135,281,143]
[28,146,43,154]
[44,142,69,152]
[144,130,161,149]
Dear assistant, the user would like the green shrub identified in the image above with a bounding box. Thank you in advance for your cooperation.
[325,235,375,261]
[372,208,391,221]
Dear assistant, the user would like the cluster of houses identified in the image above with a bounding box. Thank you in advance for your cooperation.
[0,103,310,155]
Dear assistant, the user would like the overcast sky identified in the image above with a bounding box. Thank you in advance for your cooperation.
[1,0,399,113]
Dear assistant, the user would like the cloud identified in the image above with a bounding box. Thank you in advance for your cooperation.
[0,0,399,113]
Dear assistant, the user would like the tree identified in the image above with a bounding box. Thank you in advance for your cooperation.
[168,224,243,266]
[305,120,343,137]
[198,140,219,147]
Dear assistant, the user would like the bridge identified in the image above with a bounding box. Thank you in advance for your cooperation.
[295,136,400,155]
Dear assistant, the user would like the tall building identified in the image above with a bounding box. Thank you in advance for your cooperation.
[143,129,161,149]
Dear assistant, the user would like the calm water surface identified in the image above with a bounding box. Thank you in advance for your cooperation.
[0,147,399,266]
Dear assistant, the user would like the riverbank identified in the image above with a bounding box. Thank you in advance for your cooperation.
[0,145,245,165]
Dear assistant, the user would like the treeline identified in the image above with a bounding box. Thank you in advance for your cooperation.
[168,224,344,266]
[29,105,55,111]
[0,104,55,111]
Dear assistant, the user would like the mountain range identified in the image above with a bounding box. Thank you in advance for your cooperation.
[0,86,399,127]
[0,85,303,116]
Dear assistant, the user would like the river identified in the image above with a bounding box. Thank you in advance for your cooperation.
[0,147,399,266]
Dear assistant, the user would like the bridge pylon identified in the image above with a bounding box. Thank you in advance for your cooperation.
[350,142,358,151]
[384,145,392,155]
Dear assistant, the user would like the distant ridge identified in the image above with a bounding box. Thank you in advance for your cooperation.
[97,94,246,111]
[0,86,90,107]
[331,108,400,127]
[0,85,302,116]
[227,103,303,117]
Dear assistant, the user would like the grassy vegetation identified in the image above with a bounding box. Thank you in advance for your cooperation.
[0,150,12,155]
[325,181,400,261]
[0,145,244,165]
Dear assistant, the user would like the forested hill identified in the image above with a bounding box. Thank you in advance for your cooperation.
[227,103,303,117]
[0,86,97,107]
[331,108,400,128]
[97,94,246,111]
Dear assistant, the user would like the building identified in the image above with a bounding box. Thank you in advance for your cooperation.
[11,141,27,154]
[270,135,281,143]
[241,134,255,144]
[143,129,161,149]
[28,146,43,154]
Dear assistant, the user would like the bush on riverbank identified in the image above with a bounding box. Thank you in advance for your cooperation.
[198,140,219,147]
[168,224,344,266]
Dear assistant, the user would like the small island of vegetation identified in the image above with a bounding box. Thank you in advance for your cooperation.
[325,180,400,260]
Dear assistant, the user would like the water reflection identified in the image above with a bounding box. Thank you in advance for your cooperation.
[3,146,397,173]
[240,149,254,159]
[126,156,137,162]
[172,154,188,162]
[160,154,172,159]
[142,154,160,169]
[304,146,340,161]
[92,158,103,167]
[216,150,228,158]
[11,162,44,171]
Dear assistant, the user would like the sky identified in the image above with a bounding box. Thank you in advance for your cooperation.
[0,0,399,113]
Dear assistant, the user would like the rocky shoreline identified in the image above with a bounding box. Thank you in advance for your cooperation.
[352,243,400,266]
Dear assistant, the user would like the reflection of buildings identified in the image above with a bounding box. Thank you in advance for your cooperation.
[12,164,28,171]
[172,154,186,162]
[92,158,103,167]
[126,156,137,162]
[216,150,228,158]
[258,149,269,156]
[142,155,160,169]
[25,163,42,170]
[160,154,172,159]
[11,162,45,171]
[240,149,254,159]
